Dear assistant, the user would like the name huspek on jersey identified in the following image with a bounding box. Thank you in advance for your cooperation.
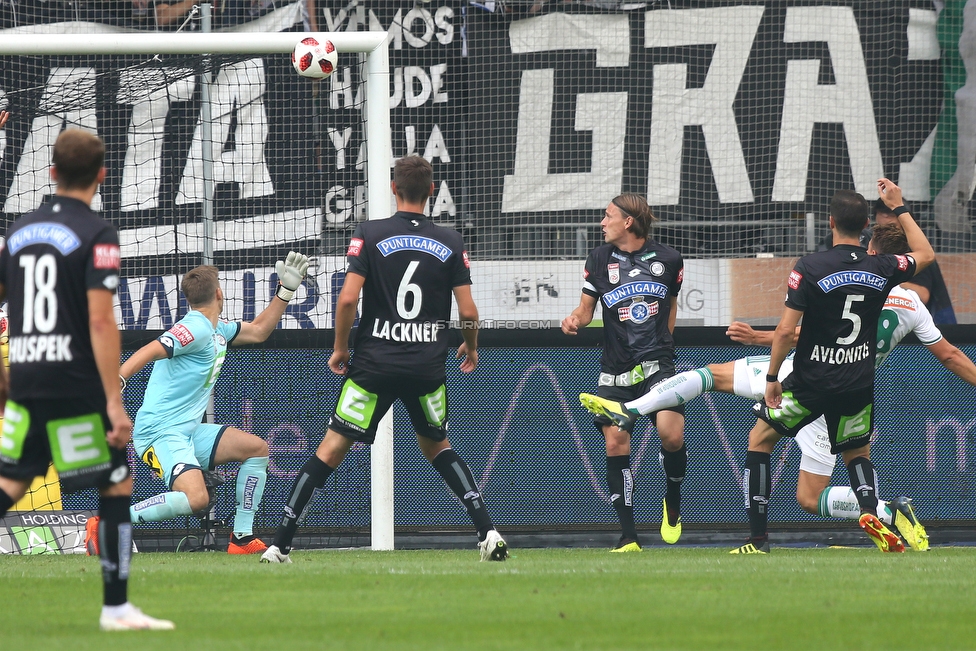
[376,236,453,261]
[816,271,887,293]
[370,319,442,342]
[7,334,73,363]
[808,340,871,365]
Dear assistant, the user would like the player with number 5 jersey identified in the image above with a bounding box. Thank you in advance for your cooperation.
[262,156,508,564]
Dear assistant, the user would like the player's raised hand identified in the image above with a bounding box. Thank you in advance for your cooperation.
[726,321,758,344]
[0,110,9,130]
[329,349,350,375]
[275,251,310,301]
[457,342,478,373]
[877,178,904,210]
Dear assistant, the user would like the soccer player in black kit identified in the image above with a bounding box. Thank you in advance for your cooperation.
[262,156,508,562]
[731,179,935,554]
[563,193,686,551]
[0,130,173,629]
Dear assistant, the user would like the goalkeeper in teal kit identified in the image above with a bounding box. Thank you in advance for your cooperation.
[85,253,309,554]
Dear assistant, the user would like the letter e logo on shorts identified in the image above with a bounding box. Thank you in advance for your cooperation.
[337,382,376,426]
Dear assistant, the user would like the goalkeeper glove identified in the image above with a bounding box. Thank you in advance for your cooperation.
[275,251,310,301]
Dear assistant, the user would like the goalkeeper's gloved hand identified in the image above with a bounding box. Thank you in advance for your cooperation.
[275,251,310,301]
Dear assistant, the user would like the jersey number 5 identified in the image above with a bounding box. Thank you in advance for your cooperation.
[19,253,58,334]
[836,294,864,345]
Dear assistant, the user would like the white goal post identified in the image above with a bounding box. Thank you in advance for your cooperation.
[0,31,396,551]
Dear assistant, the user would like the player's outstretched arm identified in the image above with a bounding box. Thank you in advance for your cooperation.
[89,288,132,449]
[765,307,802,408]
[235,251,310,345]
[453,284,479,373]
[120,341,169,385]
[561,294,597,335]
[877,178,935,273]
[927,338,976,386]
[727,322,800,347]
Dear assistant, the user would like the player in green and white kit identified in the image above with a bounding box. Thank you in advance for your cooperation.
[582,223,976,550]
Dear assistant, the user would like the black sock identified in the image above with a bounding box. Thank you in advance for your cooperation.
[431,448,494,540]
[846,456,880,515]
[745,451,771,541]
[273,455,334,554]
[606,455,638,541]
[659,445,686,526]
[0,488,14,518]
[98,496,131,607]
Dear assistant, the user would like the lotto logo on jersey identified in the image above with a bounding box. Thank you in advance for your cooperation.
[788,270,802,290]
[895,255,909,271]
[92,244,121,270]
[347,238,364,256]
[462,251,470,268]
[168,324,194,346]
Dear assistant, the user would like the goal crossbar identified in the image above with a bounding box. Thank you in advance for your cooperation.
[0,30,396,551]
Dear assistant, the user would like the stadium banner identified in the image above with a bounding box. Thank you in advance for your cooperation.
[114,257,731,328]
[61,344,976,531]
[0,511,89,554]
[2,0,966,328]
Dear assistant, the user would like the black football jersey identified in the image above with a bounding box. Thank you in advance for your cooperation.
[0,197,122,400]
[345,211,471,379]
[786,244,916,392]
[581,239,684,374]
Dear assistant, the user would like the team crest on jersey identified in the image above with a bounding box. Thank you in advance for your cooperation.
[650,261,665,277]
[93,244,121,270]
[895,255,910,271]
[788,270,802,290]
[347,238,364,256]
[608,263,620,284]
[168,324,194,346]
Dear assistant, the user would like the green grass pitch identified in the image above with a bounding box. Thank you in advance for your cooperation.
[4,547,976,650]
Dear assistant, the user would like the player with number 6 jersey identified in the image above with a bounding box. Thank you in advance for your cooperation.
[262,156,508,564]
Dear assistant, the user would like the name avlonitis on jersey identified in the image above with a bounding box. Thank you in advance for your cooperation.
[371,319,441,342]
[808,340,871,364]
[7,334,73,363]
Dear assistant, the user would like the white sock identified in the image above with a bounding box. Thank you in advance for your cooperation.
[101,602,131,618]
[878,500,893,525]
[624,368,714,415]
[817,487,860,520]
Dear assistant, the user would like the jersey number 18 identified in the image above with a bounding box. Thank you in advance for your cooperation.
[19,253,58,334]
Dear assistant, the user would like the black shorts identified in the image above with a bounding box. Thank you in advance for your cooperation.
[0,395,129,492]
[753,375,874,454]
[328,366,449,444]
[594,361,685,433]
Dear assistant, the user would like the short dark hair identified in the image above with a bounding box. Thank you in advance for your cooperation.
[873,198,896,219]
[611,193,656,239]
[52,129,105,190]
[393,156,433,204]
[181,265,220,307]
[829,190,870,237]
[870,222,910,255]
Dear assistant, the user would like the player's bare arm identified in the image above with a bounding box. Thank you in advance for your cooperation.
[877,178,934,273]
[330,271,365,375]
[88,288,132,449]
[927,338,976,386]
[235,251,309,345]
[0,110,8,129]
[765,307,802,408]
[901,281,931,304]
[120,341,168,383]
[727,322,800,347]
[561,293,597,335]
[453,284,479,373]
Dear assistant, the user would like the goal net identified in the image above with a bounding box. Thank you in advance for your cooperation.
[0,24,393,552]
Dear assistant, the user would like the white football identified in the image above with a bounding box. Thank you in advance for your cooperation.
[292,37,338,79]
